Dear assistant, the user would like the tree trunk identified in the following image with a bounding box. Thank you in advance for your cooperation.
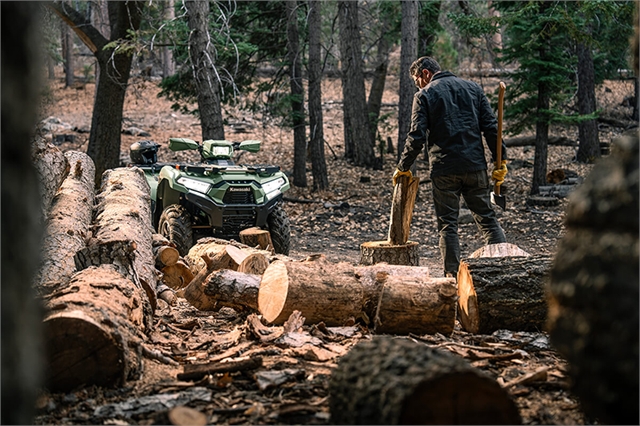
[457,254,552,335]
[328,336,521,425]
[576,40,600,163]
[42,265,146,392]
[367,21,391,142]
[397,0,418,165]
[36,151,95,295]
[547,133,639,425]
[75,167,157,318]
[359,240,420,266]
[162,0,175,78]
[31,137,70,221]
[338,0,376,167]
[307,0,329,190]
[387,174,420,245]
[61,22,74,87]
[286,0,307,188]
[185,0,225,141]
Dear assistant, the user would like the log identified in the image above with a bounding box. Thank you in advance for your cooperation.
[31,136,70,221]
[388,174,420,245]
[178,356,263,382]
[239,227,274,252]
[36,151,95,295]
[259,258,458,335]
[200,269,262,312]
[161,260,194,290]
[469,242,530,258]
[237,253,269,275]
[186,238,273,275]
[374,275,457,336]
[537,184,578,199]
[457,254,552,334]
[359,240,420,266]
[547,133,639,425]
[76,167,157,315]
[328,336,521,425]
[41,265,146,392]
[152,233,180,268]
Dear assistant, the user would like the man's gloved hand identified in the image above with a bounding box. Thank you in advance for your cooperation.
[491,160,508,186]
[393,168,412,185]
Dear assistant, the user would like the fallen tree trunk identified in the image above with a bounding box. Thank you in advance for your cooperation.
[41,265,147,392]
[457,254,552,335]
[259,258,457,334]
[329,336,521,425]
[75,167,157,316]
[36,151,95,295]
[31,136,70,221]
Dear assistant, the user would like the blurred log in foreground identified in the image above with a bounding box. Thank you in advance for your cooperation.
[547,132,639,425]
[328,336,521,425]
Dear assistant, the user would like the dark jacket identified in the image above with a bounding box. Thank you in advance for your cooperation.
[397,71,505,178]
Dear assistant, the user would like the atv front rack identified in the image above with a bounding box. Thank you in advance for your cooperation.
[137,163,280,175]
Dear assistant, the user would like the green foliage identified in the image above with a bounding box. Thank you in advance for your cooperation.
[431,30,457,71]
[447,12,499,39]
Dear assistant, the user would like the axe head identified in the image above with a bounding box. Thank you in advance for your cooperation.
[491,191,506,210]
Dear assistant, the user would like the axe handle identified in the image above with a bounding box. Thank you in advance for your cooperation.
[495,82,506,196]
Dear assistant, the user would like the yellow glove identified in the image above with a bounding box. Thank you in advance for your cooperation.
[393,169,412,185]
[491,160,508,186]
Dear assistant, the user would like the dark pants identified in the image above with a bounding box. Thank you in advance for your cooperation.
[431,170,506,276]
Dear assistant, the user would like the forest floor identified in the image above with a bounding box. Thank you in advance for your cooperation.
[34,72,637,425]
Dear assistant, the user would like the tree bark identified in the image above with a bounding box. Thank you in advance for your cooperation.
[31,136,70,221]
[201,269,262,312]
[396,0,418,166]
[307,0,329,190]
[328,336,521,425]
[61,21,74,87]
[457,254,552,335]
[41,265,146,392]
[36,151,95,295]
[367,19,391,143]
[338,0,376,167]
[162,0,175,78]
[576,39,600,163]
[359,240,420,266]
[286,0,307,188]
[185,0,225,141]
[75,167,157,318]
[387,174,420,245]
[547,133,639,425]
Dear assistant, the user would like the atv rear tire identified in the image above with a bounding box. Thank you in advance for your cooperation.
[266,203,291,255]
[158,204,193,256]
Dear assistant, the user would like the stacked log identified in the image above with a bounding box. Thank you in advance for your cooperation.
[31,136,70,221]
[547,133,639,425]
[329,336,521,424]
[36,151,95,296]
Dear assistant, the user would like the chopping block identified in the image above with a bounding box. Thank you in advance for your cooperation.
[360,174,421,266]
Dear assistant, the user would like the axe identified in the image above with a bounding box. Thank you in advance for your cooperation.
[491,82,506,210]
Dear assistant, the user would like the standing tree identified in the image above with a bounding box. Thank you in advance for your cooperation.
[396,0,418,166]
[50,1,145,183]
[285,0,307,187]
[307,0,329,190]
[184,0,225,141]
[162,0,175,78]
[338,0,376,168]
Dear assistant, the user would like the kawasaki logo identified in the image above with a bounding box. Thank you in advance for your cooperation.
[229,187,251,192]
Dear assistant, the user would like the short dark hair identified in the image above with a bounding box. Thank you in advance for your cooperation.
[410,56,441,77]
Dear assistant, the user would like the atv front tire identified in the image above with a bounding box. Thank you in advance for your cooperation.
[158,204,193,256]
[266,203,291,255]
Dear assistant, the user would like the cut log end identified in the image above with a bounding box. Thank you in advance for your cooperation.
[359,240,420,266]
[257,260,289,323]
[43,310,125,392]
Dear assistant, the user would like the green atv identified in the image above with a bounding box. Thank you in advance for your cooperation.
[129,137,291,256]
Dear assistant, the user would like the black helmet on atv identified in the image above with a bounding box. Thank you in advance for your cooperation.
[130,140,159,165]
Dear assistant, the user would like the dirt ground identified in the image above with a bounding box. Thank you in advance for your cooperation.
[33,72,637,425]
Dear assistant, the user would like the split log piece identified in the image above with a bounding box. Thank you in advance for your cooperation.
[161,259,194,290]
[387,174,420,245]
[239,227,274,252]
[31,136,70,220]
[36,151,95,295]
[78,167,158,314]
[328,336,521,425]
[198,269,261,312]
[359,240,420,266]
[469,242,531,259]
[237,253,269,275]
[177,356,263,382]
[42,265,147,392]
[457,254,552,335]
[186,240,272,275]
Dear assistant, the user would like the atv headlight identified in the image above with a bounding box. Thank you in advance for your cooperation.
[177,177,211,194]
[211,146,232,156]
[263,177,286,199]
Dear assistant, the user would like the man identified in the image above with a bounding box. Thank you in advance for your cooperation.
[393,56,508,277]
